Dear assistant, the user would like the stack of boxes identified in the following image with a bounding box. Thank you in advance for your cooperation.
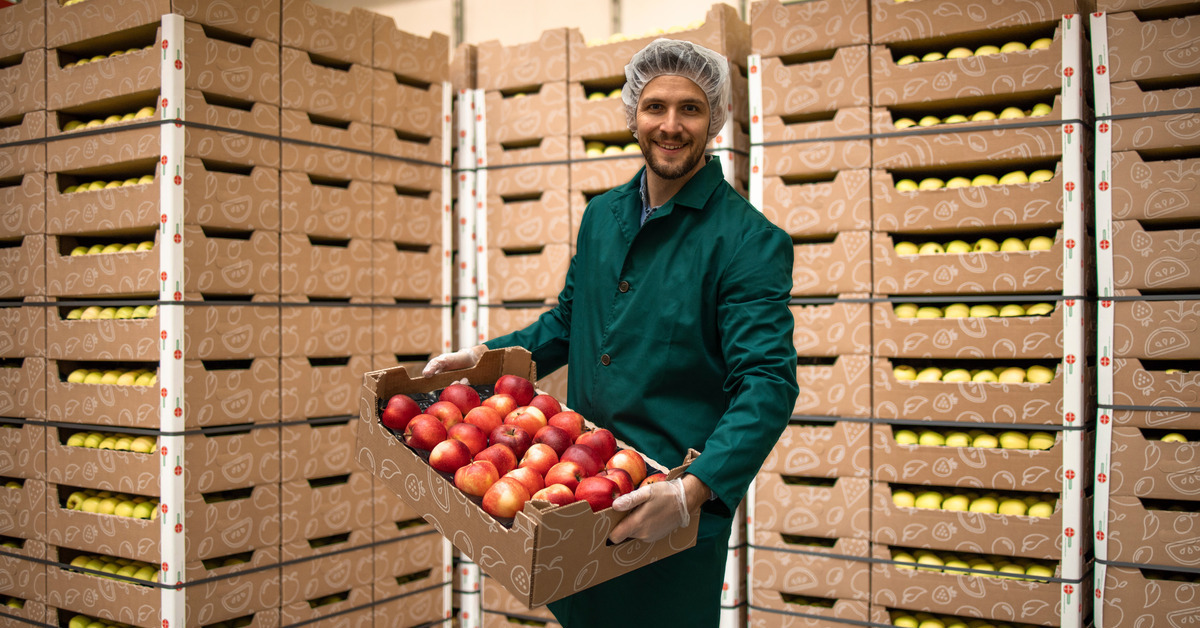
[1092,4,1200,626]
[749,1,1090,626]
[0,0,453,626]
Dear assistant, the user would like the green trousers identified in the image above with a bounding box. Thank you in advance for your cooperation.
[547,515,733,627]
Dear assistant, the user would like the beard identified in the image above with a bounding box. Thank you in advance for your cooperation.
[639,132,707,180]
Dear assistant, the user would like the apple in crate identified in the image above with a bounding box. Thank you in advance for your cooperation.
[404,415,447,450]
[640,473,667,488]
[381,394,421,431]
[504,406,547,435]
[483,477,531,518]
[504,467,545,497]
[439,383,481,414]
[576,428,617,462]
[533,425,573,457]
[430,438,472,473]
[475,443,518,477]
[489,424,532,458]
[575,476,620,512]
[464,406,503,434]
[544,461,587,492]
[448,422,488,456]
[455,460,499,497]
[425,401,464,427]
[519,443,559,476]
[528,394,561,420]
[481,393,518,417]
[560,444,603,477]
[606,449,647,486]
[548,411,586,441]
[596,468,633,495]
[494,374,535,406]
[531,483,576,506]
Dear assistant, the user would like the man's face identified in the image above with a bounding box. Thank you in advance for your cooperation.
[636,75,710,181]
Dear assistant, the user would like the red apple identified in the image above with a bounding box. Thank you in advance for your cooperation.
[560,444,602,477]
[481,393,518,418]
[528,394,561,420]
[380,394,421,431]
[531,483,576,507]
[404,415,447,450]
[429,438,472,473]
[447,422,487,456]
[504,406,547,435]
[504,466,545,497]
[425,400,464,428]
[494,374,535,406]
[439,383,481,414]
[482,477,530,518]
[474,443,517,477]
[605,449,647,486]
[574,476,619,512]
[463,406,503,435]
[488,424,532,459]
[519,443,559,477]
[639,472,667,488]
[544,461,587,493]
[576,428,616,463]
[533,425,573,457]
[548,411,586,441]
[596,467,633,495]
[454,459,499,497]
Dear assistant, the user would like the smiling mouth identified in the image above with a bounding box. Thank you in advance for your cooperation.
[655,140,686,151]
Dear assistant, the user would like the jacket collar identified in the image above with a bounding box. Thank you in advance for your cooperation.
[609,155,725,243]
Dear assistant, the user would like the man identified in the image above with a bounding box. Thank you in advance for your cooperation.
[424,39,798,626]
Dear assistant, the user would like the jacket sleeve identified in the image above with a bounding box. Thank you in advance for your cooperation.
[685,225,798,517]
[482,253,574,377]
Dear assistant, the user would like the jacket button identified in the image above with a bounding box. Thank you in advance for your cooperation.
[618,280,630,293]
[600,354,611,366]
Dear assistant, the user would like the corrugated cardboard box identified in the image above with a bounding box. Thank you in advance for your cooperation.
[0,172,44,239]
[0,420,45,481]
[281,354,371,421]
[751,541,871,602]
[753,473,870,540]
[487,190,572,249]
[873,230,1066,295]
[1110,150,1200,223]
[0,538,45,608]
[1112,219,1200,291]
[488,136,571,168]
[371,240,443,301]
[477,28,571,92]
[750,0,869,57]
[487,243,570,304]
[0,299,45,358]
[872,105,1064,170]
[1108,426,1200,500]
[872,424,1065,493]
[46,422,281,494]
[0,111,46,176]
[0,49,44,118]
[0,478,45,540]
[0,235,44,299]
[281,297,372,358]
[0,356,44,419]
[1113,292,1200,360]
[281,174,373,240]
[281,0,372,66]
[872,168,1065,232]
[760,421,870,478]
[793,355,873,418]
[869,0,1073,44]
[791,299,871,357]
[763,136,871,178]
[760,169,872,238]
[355,348,700,608]
[0,0,44,56]
[281,418,362,481]
[46,0,168,48]
[873,300,1065,359]
[371,301,445,357]
[1101,566,1200,627]
[1106,10,1200,82]
[1112,358,1200,410]
[759,47,870,117]
[873,357,1065,425]
[1106,495,1200,570]
[372,13,448,82]
[488,83,569,143]
[373,183,443,246]
[281,475,374,545]
[791,231,872,297]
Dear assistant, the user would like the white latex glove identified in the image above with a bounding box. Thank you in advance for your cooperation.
[422,344,487,378]
[608,477,690,544]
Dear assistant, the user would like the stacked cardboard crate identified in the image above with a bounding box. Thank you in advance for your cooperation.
[0,3,48,624]
[748,1,1091,626]
[1091,4,1200,626]
[747,1,874,625]
[0,1,453,626]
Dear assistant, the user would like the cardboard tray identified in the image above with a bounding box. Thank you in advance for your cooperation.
[487,190,572,249]
[791,231,872,297]
[1110,151,1200,224]
[760,421,871,479]
[0,0,44,57]
[373,183,444,247]
[873,230,1067,295]
[0,234,45,299]
[872,168,1065,233]
[869,0,1073,44]
[750,541,871,602]
[752,473,870,540]
[760,169,873,239]
[1112,292,1200,361]
[1101,565,1200,627]
[759,47,870,118]
[0,172,45,240]
[1108,425,1200,501]
[356,347,700,608]
[1112,358,1200,412]
[0,420,46,481]
[872,299,1065,359]
[750,0,870,58]
[873,357,1066,425]
[0,111,46,177]
[0,298,45,358]
[1110,84,1200,153]
[791,299,871,357]
[1106,10,1200,83]
[793,355,873,419]
[1106,494,1200,570]
[1112,219,1200,292]
[0,356,45,419]
[486,243,571,305]
[0,48,45,118]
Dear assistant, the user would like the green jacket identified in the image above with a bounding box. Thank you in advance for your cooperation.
[486,155,798,522]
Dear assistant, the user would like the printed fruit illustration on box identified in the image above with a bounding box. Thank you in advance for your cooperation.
[377,375,657,522]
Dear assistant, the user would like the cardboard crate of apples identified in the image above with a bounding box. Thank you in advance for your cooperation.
[356,347,700,608]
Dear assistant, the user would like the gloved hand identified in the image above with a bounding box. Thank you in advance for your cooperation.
[608,477,690,544]
[422,344,488,378]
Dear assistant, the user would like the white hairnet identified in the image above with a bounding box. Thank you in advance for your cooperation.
[622,39,730,141]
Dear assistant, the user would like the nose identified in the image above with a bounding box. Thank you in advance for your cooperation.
[661,107,683,134]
